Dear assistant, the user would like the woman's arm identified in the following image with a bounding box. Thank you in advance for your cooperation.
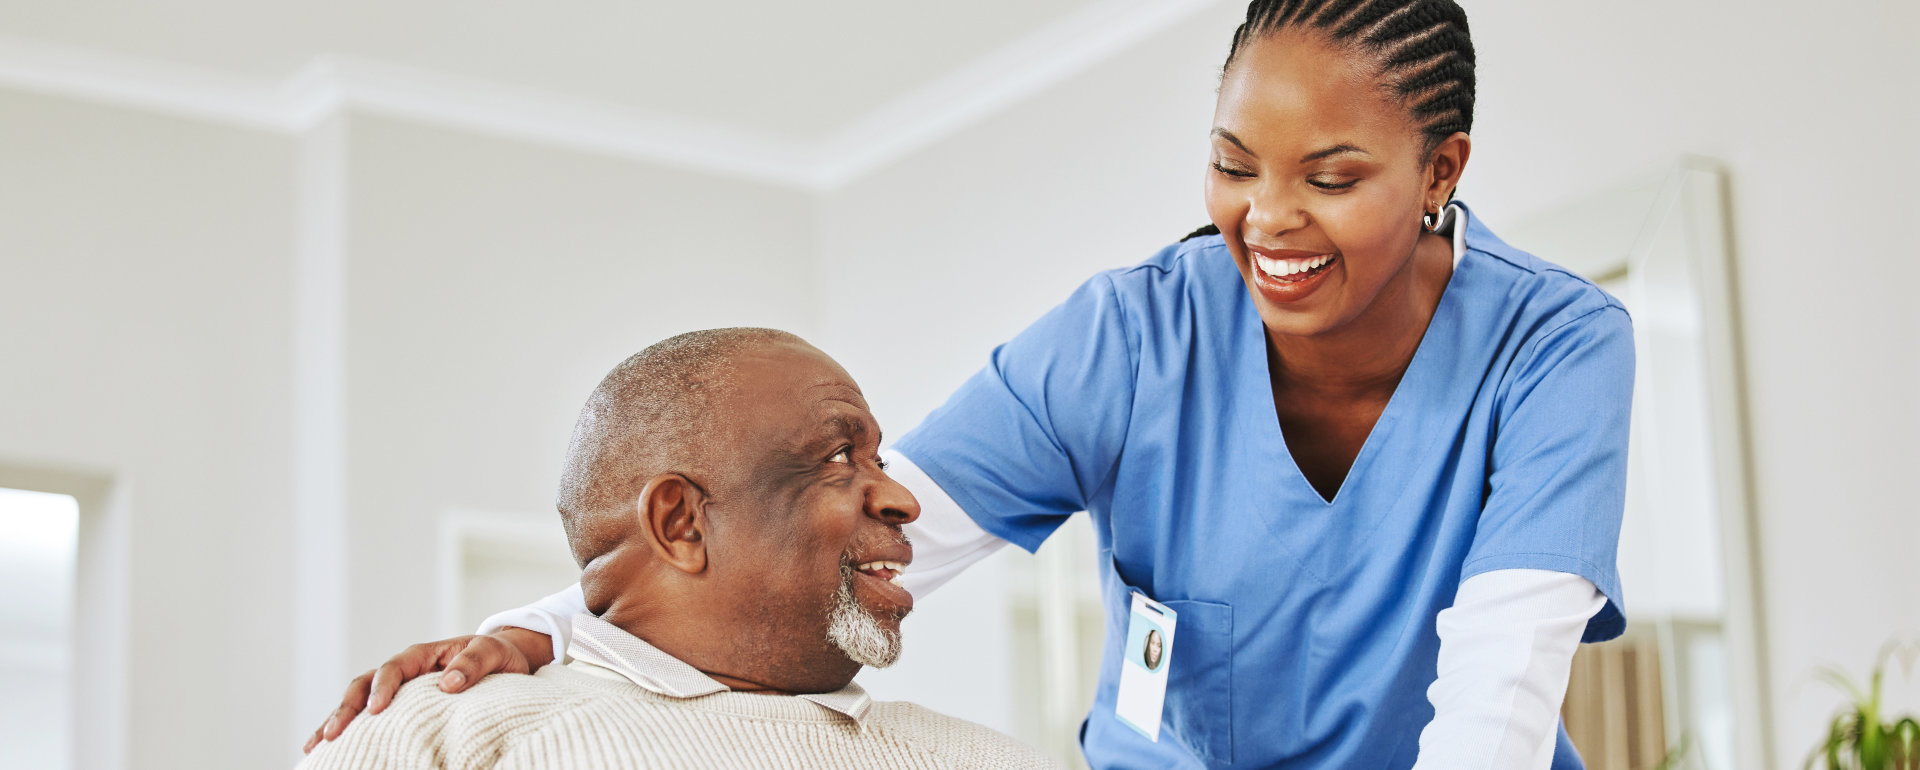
[887,449,1009,596]
[1411,299,1634,768]
[1411,570,1604,769]
[473,583,587,664]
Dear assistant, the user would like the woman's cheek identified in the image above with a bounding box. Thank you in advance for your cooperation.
[1340,194,1414,265]
[1202,176,1240,235]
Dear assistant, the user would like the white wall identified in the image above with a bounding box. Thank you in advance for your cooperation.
[340,113,821,668]
[817,5,1237,433]
[0,89,298,769]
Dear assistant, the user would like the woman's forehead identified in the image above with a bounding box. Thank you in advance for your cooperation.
[1213,32,1409,152]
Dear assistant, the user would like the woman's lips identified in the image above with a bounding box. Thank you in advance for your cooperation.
[1248,246,1339,303]
[1253,252,1336,281]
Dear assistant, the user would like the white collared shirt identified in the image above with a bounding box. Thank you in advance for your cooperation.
[564,612,875,724]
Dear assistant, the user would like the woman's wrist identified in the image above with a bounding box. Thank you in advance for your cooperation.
[493,626,557,670]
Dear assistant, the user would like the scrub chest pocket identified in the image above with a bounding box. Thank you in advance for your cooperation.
[1104,555,1235,765]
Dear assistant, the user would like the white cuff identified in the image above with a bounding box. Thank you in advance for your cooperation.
[1412,568,1606,770]
[475,582,585,665]
[888,448,1008,598]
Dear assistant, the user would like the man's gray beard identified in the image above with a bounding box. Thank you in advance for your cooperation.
[825,563,903,668]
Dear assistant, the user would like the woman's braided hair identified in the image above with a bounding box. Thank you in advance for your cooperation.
[1183,0,1476,241]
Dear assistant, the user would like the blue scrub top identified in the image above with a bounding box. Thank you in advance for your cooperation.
[894,205,1633,769]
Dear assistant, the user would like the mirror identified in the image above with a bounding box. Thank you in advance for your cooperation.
[1505,159,1771,770]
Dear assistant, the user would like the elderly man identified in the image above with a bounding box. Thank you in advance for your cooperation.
[300,328,1053,769]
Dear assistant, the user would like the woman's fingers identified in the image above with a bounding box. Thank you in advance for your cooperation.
[304,669,374,752]
[439,635,528,694]
[302,635,506,751]
[369,641,452,713]
[493,627,557,670]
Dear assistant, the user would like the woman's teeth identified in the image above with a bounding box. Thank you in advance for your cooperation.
[857,561,907,586]
[1254,253,1333,280]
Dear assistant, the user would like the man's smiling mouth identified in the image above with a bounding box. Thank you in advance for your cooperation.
[854,561,907,586]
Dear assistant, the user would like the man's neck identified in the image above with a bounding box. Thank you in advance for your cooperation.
[591,590,862,695]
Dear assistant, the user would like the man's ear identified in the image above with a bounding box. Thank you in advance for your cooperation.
[636,473,708,574]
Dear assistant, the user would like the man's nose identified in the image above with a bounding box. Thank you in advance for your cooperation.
[867,466,920,525]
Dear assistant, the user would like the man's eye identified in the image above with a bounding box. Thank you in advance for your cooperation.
[828,447,853,464]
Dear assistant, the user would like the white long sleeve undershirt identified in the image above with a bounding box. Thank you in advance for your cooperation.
[480,450,1603,769]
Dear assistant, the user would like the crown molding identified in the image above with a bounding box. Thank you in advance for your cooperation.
[313,56,826,189]
[814,0,1223,187]
[0,0,1223,191]
[0,34,305,130]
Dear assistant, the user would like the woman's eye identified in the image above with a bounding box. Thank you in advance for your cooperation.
[1309,177,1357,191]
[1212,162,1255,178]
[828,447,853,464]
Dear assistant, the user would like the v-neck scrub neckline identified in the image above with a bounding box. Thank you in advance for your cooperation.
[1249,203,1468,508]
[895,202,1634,770]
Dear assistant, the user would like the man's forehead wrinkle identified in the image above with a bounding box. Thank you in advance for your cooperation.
[811,385,871,415]
[822,414,867,440]
[810,397,879,438]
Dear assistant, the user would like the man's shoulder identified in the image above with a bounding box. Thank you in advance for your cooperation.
[299,672,587,770]
[392,670,591,732]
[867,701,1062,769]
[437,668,587,703]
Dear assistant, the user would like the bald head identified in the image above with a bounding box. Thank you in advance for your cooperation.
[557,327,803,566]
[553,329,922,693]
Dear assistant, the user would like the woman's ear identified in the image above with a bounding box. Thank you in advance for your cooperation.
[636,473,709,574]
[1424,131,1472,205]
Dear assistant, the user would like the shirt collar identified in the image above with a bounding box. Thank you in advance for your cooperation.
[565,612,874,724]
[1435,201,1467,267]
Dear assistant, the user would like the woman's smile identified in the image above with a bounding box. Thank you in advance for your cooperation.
[1247,244,1341,303]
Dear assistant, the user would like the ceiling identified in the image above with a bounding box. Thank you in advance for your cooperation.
[0,0,1110,142]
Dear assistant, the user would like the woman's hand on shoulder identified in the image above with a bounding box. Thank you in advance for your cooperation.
[301,627,554,753]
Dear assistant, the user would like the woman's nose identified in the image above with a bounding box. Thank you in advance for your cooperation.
[1244,184,1307,237]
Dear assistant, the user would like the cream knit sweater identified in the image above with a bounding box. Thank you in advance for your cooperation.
[298,667,1059,769]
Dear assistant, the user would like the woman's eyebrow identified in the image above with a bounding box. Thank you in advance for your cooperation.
[1300,143,1370,162]
[1211,128,1254,155]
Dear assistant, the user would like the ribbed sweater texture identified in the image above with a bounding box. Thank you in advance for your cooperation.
[298,668,1059,769]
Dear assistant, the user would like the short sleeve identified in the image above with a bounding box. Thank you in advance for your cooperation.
[1464,305,1634,642]
[893,273,1137,552]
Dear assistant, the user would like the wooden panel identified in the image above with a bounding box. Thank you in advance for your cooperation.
[1565,630,1668,770]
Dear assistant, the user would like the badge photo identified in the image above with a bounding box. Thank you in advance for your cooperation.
[1115,592,1177,741]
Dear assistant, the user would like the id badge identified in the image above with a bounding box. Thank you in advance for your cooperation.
[1115,591,1176,741]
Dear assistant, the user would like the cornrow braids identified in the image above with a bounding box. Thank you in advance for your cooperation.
[1180,0,1475,243]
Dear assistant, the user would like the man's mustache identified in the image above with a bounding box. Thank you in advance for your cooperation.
[837,526,913,569]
